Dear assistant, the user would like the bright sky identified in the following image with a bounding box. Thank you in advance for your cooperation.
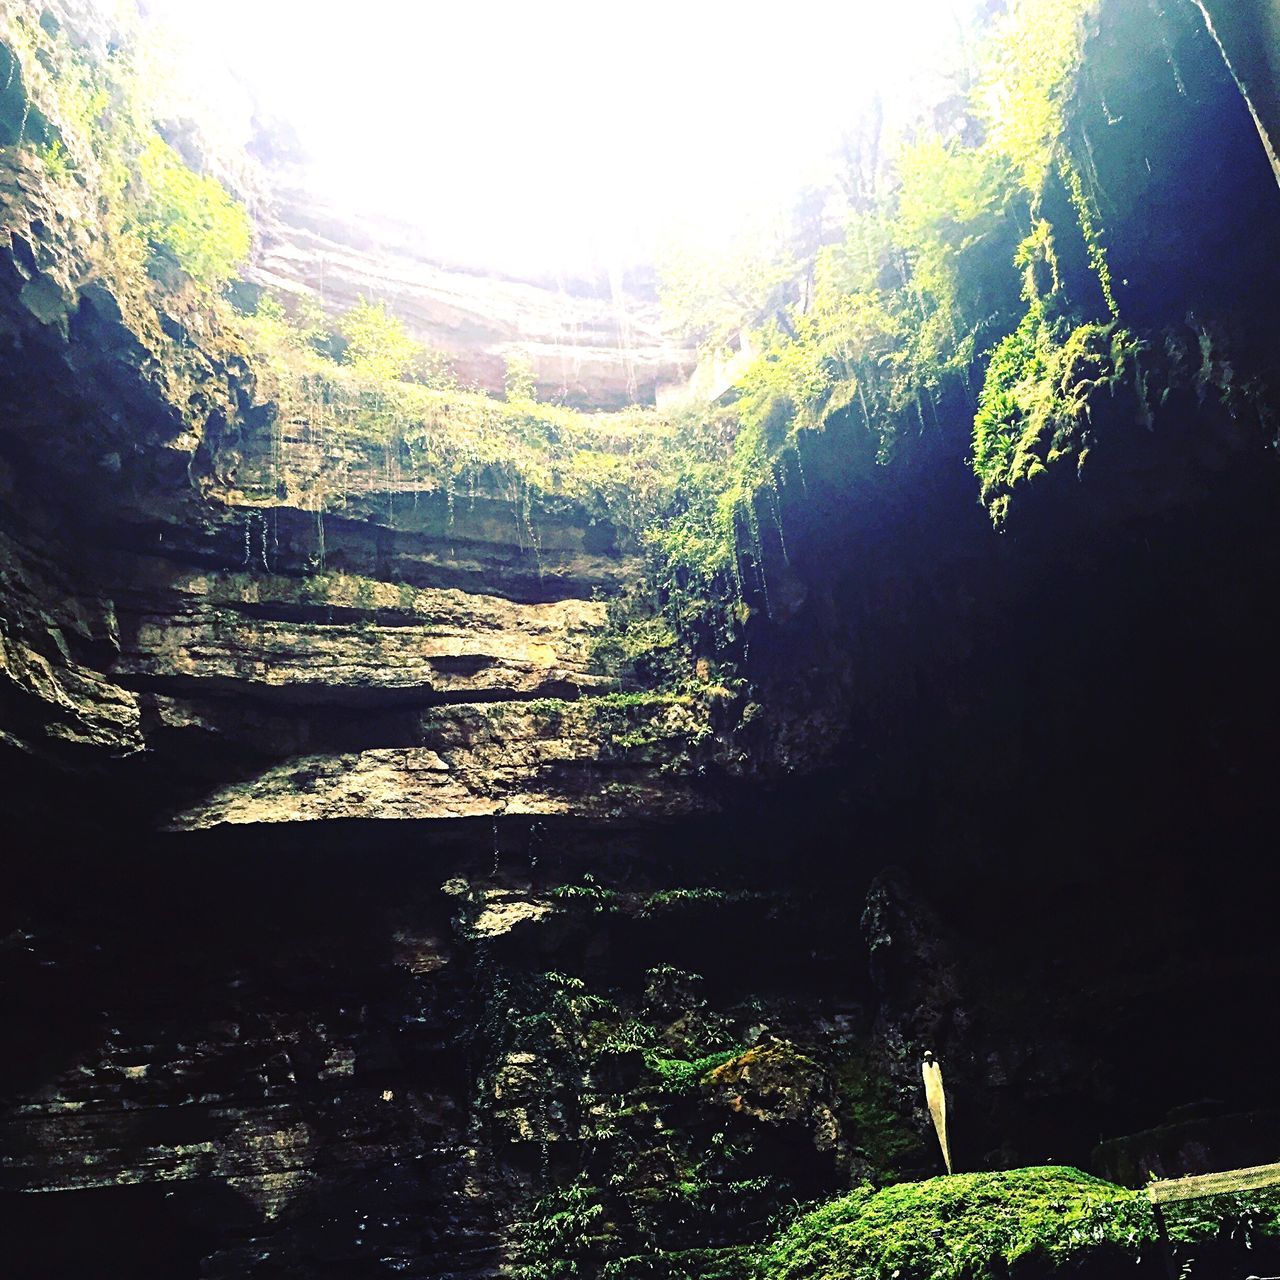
[138,0,980,280]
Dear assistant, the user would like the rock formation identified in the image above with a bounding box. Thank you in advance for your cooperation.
[4,1,1280,1278]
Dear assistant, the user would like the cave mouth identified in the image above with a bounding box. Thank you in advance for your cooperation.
[6,0,1280,1277]
[138,0,980,285]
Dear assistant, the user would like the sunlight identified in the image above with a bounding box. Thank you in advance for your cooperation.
[139,0,977,278]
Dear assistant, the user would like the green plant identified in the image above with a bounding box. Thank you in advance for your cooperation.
[505,352,538,403]
[512,1177,608,1280]
[5,10,250,296]
[752,1166,1280,1280]
[643,1047,743,1095]
[339,296,420,381]
[972,311,1137,521]
[551,873,621,913]
[131,135,251,288]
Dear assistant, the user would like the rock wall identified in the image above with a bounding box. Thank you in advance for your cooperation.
[247,176,697,410]
[5,1,1280,1277]
[1194,0,1280,187]
[0,122,706,832]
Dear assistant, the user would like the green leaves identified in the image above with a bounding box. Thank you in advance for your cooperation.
[977,0,1098,192]
[339,297,421,382]
[132,135,251,289]
[972,309,1135,519]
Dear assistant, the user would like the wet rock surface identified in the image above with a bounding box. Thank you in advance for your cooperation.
[3,831,1278,1278]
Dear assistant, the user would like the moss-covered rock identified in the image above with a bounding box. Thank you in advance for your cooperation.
[706,1040,842,1155]
[753,1165,1280,1279]
[756,1168,1145,1278]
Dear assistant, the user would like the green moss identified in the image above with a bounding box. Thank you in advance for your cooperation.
[520,692,712,763]
[755,1167,1149,1279]
[832,1053,921,1177]
[753,1166,1280,1280]
[972,311,1137,518]
[644,1047,744,1095]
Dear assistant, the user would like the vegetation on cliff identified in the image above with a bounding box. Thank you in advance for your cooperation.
[1,7,252,292]
[572,0,1119,702]
[601,0,1276,708]
[242,291,683,542]
[5,4,1280,1277]
[5,0,1195,710]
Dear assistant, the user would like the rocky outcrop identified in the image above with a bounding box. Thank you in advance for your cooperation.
[0,28,698,830]
[1194,0,1280,186]
[249,173,697,410]
[1,851,504,1279]
[167,698,711,830]
[706,1041,844,1156]
[110,564,615,702]
[9,825,1277,1279]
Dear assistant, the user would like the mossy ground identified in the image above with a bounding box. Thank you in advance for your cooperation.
[754,1166,1280,1280]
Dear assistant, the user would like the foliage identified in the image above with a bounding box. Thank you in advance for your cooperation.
[252,292,329,356]
[752,1166,1280,1280]
[338,296,421,381]
[631,6,1098,680]
[893,137,1023,382]
[487,969,619,1066]
[589,601,684,688]
[1061,160,1117,318]
[630,0,1111,687]
[972,310,1137,522]
[512,1177,609,1280]
[637,888,756,917]
[239,292,683,543]
[2,8,252,294]
[551,873,621,913]
[977,0,1097,193]
[505,351,539,403]
[131,135,251,287]
[518,692,710,762]
[643,1048,744,1095]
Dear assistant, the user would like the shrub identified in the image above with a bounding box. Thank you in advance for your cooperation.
[132,135,252,289]
[339,297,420,382]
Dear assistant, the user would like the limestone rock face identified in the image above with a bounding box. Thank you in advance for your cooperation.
[169,699,710,830]
[250,173,697,410]
[1195,0,1280,185]
[9,4,1280,1277]
[0,125,707,832]
[111,565,615,702]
